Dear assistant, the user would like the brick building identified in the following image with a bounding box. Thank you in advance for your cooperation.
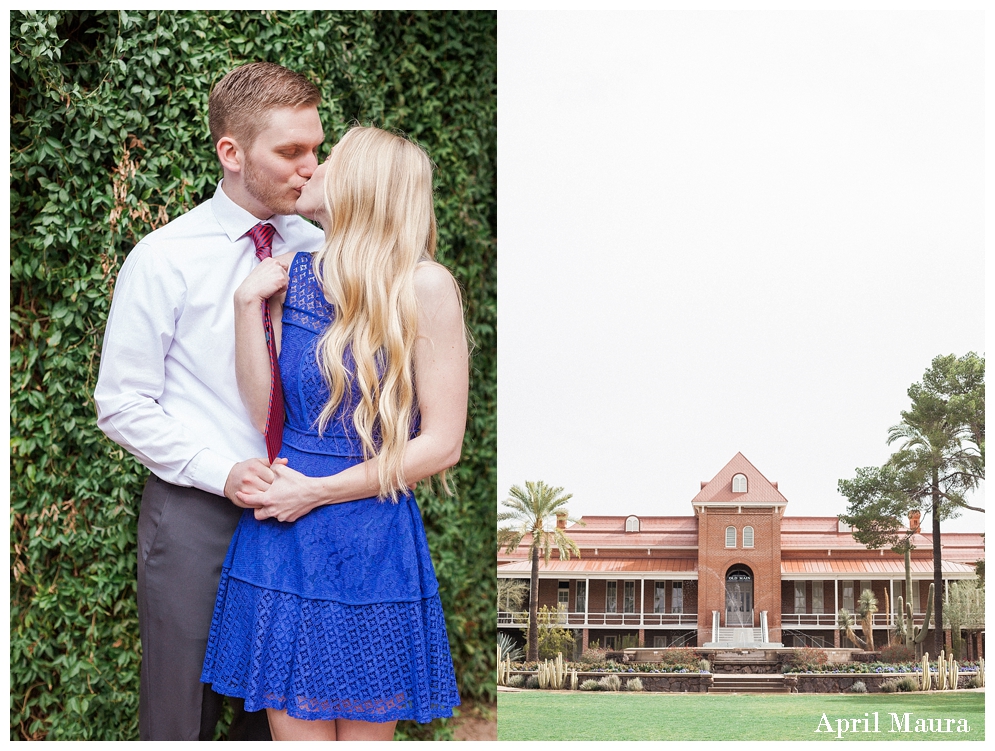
[497,453,984,656]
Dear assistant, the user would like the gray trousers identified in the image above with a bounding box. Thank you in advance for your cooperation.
[137,475,271,741]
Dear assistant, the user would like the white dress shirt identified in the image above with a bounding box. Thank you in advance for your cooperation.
[95,182,324,496]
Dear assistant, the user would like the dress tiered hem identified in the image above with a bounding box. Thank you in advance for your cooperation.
[201,570,460,724]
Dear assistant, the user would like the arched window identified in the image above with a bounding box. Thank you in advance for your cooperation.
[732,473,747,493]
[625,515,640,532]
[743,526,754,548]
[725,526,737,548]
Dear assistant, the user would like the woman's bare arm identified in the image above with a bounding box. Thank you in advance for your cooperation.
[234,256,290,433]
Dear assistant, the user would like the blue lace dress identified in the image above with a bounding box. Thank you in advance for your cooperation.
[201,252,460,723]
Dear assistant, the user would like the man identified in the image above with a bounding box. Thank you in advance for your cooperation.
[95,62,325,741]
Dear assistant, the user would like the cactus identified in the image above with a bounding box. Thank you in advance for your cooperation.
[977,658,985,687]
[920,652,932,691]
[896,583,935,651]
[537,652,567,689]
[937,650,947,690]
[570,669,578,691]
[496,646,507,686]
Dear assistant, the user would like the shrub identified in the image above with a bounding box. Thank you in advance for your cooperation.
[580,646,608,665]
[895,677,919,693]
[879,644,915,664]
[625,678,644,692]
[880,680,898,693]
[848,681,868,694]
[524,606,576,661]
[524,675,540,690]
[967,675,983,689]
[579,679,601,692]
[598,674,622,692]
[699,659,711,672]
[506,675,524,688]
[659,647,700,668]
[786,647,829,669]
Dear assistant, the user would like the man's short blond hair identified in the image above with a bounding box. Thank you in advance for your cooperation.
[208,62,320,149]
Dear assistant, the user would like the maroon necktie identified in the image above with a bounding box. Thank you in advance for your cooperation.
[245,222,284,463]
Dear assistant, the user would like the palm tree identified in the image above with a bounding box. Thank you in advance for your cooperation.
[497,481,582,662]
[837,608,865,649]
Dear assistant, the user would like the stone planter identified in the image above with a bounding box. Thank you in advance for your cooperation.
[508,670,710,693]
[788,671,979,694]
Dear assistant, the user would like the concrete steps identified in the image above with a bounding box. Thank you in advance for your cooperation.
[708,674,789,694]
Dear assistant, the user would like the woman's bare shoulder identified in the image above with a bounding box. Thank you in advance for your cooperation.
[413,260,460,302]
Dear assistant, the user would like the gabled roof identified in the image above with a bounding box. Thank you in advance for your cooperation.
[690,452,788,506]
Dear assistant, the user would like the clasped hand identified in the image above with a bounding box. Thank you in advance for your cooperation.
[227,457,319,523]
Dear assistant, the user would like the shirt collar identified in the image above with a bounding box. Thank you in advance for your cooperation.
[212,180,293,245]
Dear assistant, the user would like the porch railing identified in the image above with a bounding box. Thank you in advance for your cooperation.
[497,610,698,628]
[780,612,931,628]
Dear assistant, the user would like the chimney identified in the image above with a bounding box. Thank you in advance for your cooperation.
[556,512,567,529]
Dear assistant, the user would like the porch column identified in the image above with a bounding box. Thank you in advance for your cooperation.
[582,628,589,653]
[640,579,645,627]
[889,579,894,628]
[638,628,645,647]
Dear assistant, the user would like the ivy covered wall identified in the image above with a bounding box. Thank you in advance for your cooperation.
[9,10,496,740]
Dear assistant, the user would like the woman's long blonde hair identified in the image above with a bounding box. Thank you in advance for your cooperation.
[313,126,438,501]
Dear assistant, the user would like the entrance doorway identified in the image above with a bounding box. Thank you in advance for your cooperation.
[725,567,753,627]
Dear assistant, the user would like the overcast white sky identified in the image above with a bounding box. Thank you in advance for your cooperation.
[497,10,985,533]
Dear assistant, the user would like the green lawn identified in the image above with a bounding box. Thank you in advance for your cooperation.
[497,691,985,741]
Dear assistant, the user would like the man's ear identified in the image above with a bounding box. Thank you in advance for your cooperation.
[216,136,243,174]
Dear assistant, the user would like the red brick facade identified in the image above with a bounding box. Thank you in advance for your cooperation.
[497,453,984,654]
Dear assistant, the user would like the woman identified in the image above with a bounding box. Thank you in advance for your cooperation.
[201,126,468,741]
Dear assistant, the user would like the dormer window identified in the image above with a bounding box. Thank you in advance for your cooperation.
[725,526,737,548]
[625,515,640,532]
[732,474,747,493]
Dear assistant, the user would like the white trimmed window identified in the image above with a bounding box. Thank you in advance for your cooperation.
[842,581,854,611]
[558,581,569,610]
[743,526,754,548]
[625,515,640,532]
[653,582,666,613]
[732,473,748,493]
[623,581,635,613]
[576,580,587,613]
[606,581,617,613]
[672,582,683,614]
[725,526,737,548]
[604,635,617,650]
[653,635,668,647]
[794,581,806,613]
[812,581,824,614]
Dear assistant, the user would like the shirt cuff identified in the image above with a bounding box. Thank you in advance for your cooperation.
[188,448,238,498]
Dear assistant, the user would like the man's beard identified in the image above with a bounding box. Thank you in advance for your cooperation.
[243,157,297,215]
